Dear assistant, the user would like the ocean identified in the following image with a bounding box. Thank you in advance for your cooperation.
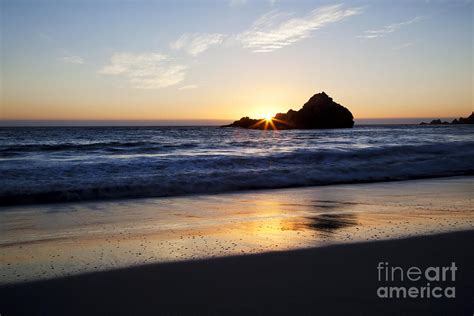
[1,125,473,206]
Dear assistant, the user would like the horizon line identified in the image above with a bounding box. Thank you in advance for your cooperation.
[0,117,464,127]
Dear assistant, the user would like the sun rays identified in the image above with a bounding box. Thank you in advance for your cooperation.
[250,116,289,130]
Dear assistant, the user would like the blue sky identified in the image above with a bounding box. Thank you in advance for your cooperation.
[1,0,472,122]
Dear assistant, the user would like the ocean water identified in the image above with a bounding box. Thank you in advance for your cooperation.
[0,125,473,206]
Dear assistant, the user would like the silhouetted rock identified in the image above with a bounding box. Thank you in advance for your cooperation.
[430,119,449,125]
[420,112,474,125]
[454,112,474,124]
[222,92,354,130]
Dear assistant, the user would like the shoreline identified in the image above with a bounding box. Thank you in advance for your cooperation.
[1,176,473,285]
[1,229,473,315]
[3,172,474,207]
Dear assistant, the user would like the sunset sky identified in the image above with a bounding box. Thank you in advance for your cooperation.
[1,0,472,123]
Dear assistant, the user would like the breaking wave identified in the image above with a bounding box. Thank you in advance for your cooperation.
[1,127,473,206]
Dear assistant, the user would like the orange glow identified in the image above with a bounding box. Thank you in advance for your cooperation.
[250,117,278,130]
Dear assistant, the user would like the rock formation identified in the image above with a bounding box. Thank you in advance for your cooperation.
[420,113,474,125]
[222,92,354,130]
[452,112,474,124]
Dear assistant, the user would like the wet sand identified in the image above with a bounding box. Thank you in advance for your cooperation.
[0,177,473,284]
[1,230,473,315]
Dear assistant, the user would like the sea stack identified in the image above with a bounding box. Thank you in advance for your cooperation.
[223,92,354,129]
[420,112,474,125]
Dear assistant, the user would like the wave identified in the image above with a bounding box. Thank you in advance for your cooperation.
[0,141,199,155]
[1,141,473,206]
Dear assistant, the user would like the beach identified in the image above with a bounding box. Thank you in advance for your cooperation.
[1,177,473,314]
[2,0,473,314]
[1,230,473,315]
[1,176,473,284]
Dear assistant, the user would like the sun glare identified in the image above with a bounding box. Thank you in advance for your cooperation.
[264,114,273,121]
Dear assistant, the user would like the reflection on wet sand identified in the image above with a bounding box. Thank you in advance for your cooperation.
[0,177,473,284]
[304,213,358,233]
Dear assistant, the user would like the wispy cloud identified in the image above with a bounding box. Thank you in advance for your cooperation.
[178,84,199,90]
[100,4,363,89]
[99,52,186,89]
[358,16,423,39]
[238,4,363,53]
[61,55,85,64]
[170,33,226,56]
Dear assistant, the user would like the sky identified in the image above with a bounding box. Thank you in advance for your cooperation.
[0,0,473,124]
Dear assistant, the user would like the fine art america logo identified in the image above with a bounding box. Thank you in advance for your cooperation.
[376,262,457,299]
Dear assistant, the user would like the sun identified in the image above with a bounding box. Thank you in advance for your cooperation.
[264,114,273,121]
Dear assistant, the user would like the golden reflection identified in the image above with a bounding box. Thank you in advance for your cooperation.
[3,178,473,284]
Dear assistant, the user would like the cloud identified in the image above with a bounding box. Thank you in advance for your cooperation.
[358,16,423,39]
[99,52,186,89]
[178,84,199,90]
[170,33,226,56]
[238,4,363,53]
[61,55,85,64]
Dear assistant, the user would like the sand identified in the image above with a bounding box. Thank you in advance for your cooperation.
[0,177,473,314]
[1,230,473,315]
[1,177,473,284]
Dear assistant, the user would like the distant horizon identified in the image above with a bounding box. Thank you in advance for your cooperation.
[0,117,468,127]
